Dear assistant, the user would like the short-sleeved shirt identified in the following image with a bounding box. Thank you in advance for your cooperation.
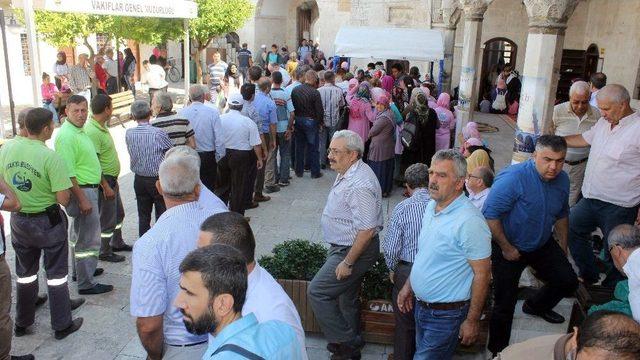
[203,313,302,359]
[270,87,295,133]
[410,194,491,303]
[125,123,173,177]
[220,110,261,151]
[84,118,121,177]
[208,61,228,88]
[179,102,223,154]
[483,160,569,252]
[150,112,195,147]
[551,102,599,161]
[321,160,383,246]
[580,112,640,207]
[54,121,102,185]
[237,49,252,68]
[130,201,220,346]
[253,91,278,134]
[0,138,71,213]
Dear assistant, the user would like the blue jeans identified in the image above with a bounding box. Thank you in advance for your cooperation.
[42,101,59,125]
[277,132,291,183]
[414,302,469,360]
[569,197,638,285]
[294,117,320,176]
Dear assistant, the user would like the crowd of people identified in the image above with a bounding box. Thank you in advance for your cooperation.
[1,40,640,360]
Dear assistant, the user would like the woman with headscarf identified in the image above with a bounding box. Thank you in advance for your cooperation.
[381,75,394,94]
[402,91,437,168]
[490,78,509,113]
[347,82,375,143]
[223,63,243,98]
[123,48,137,95]
[52,51,69,90]
[286,52,298,77]
[368,94,396,197]
[463,137,495,174]
[434,93,455,151]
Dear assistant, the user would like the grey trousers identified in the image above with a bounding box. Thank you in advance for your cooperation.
[11,210,72,331]
[563,160,587,207]
[99,176,126,256]
[319,125,337,167]
[66,187,101,290]
[0,255,12,360]
[162,342,207,360]
[308,235,380,343]
[257,135,277,192]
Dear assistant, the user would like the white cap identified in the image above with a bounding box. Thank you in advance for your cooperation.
[228,93,244,106]
[260,44,267,49]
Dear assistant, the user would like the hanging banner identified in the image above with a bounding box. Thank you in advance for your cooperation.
[12,0,198,19]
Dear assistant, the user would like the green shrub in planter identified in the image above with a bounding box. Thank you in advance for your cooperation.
[259,239,328,281]
[361,253,393,301]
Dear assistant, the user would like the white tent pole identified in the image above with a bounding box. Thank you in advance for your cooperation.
[23,0,41,106]
[183,19,190,99]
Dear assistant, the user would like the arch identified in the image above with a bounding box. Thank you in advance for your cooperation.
[478,37,518,105]
[584,43,599,80]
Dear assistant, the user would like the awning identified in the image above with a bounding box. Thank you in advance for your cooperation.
[334,26,445,62]
[11,0,198,19]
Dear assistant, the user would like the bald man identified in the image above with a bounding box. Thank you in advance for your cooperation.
[565,84,640,288]
[549,81,600,206]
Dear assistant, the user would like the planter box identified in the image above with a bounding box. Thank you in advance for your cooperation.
[361,300,395,345]
[277,279,323,333]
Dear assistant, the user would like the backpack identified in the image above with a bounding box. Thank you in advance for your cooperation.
[337,93,350,130]
[492,90,507,111]
[401,119,417,149]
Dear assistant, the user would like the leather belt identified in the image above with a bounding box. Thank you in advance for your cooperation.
[16,204,59,218]
[398,260,413,266]
[79,184,99,188]
[564,158,587,166]
[166,340,207,347]
[417,299,469,311]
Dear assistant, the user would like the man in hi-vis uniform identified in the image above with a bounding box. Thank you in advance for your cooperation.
[0,108,84,340]
[55,95,113,295]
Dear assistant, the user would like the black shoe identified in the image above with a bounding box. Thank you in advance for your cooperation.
[329,343,361,360]
[70,298,86,310]
[10,355,34,360]
[264,186,280,194]
[54,318,83,340]
[98,253,125,263]
[311,172,323,179]
[112,244,133,252]
[35,294,48,308]
[522,301,565,324]
[14,325,31,337]
[278,181,290,187]
[321,164,327,169]
[295,172,303,178]
[246,201,259,209]
[72,268,104,282]
[78,283,113,295]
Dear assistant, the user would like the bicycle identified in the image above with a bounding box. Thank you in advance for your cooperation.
[165,57,181,83]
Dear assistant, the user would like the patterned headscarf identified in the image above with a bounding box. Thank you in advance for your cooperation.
[413,91,429,118]
[356,83,371,101]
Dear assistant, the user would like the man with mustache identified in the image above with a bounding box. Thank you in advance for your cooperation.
[483,135,579,357]
[174,244,301,359]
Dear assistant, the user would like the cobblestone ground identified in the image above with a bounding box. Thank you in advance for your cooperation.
[4,111,572,359]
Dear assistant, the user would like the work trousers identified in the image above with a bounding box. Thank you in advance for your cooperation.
[569,197,638,285]
[262,136,278,189]
[106,76,118,95]
[67,187,101,291]
[308,236,379,343]
[488,240,578,354]
[0,255,12,360]
[99,176,126,256]
[217,149,257,215]
[10,210,72,331]
[391,262,416,360]
[198,151,217,192]
[133,174,166,237]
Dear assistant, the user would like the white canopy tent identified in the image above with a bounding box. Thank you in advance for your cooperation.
[11,0,197,107]
[334,26,445,62]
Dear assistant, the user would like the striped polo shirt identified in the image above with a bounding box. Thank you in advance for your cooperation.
[151,112,195,147]
[125,122,173,177]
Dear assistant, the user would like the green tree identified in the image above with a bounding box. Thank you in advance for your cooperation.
[189,0,254,82]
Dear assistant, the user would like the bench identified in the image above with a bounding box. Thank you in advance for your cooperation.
[108,90,135,127]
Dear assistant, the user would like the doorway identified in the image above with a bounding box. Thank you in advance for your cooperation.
[296,1,319,47]
[478,37,517,105]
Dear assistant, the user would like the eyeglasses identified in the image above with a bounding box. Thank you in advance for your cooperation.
[468,175,481,180]
[327,148,350,156]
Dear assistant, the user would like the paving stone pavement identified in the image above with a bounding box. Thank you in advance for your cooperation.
[5,112,573,359]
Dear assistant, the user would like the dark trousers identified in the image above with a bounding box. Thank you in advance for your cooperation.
[391,262,416,360]
[217,149,256,215]
[488,240,578,353]
[133,174,166,237]
[277,132,291,183]
[368,158,395,195]
[0,255,12,359]
[294,117,320,177]
[98,176,126,256]
[198,151,217,192]
[106,76,118,94]
[569,197,638,285]
[10,210,73,331]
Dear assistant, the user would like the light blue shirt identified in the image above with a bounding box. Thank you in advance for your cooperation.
[253,91,278,134]
[410,194,491,303]
[130,201,225,346]
[270,87,295,133]
[179,102,224,156]
[203,313,302,359]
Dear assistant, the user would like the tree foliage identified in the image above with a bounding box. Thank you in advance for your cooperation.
[189,0,254,51]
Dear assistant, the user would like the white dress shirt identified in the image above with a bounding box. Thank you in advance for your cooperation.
[623,248,640,322]
[468,187,491,211]
[198,182,228,214]
[243,264,308,359]
[581,112,640,207]
[219,109,261,152]
[103,58,118,77]
[144,64,168,89]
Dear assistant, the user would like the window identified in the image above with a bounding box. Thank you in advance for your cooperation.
[20,33,30,76]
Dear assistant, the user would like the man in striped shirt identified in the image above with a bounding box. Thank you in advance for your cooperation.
[382,163,430,359]
[318,70,346,169]
[125,100,173,237]
[151,92,196,148]
[309,130,383,359]
[207,51,228,100]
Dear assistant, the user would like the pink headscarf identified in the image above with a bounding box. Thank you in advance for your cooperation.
[341,61,349,71]
[381,75,394,93]
[370,87,389,104]
[465,137,483,147]
[462,122,481,140]
[376,94,390,107]
[497,78,507,90]
[436,93,451,109]
[348,78,359,93]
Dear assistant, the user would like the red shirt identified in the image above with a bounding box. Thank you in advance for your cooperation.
[94,63,108,90]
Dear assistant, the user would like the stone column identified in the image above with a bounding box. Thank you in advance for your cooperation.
[454,0,492,145]
[512,0,579,163]
[432,1,460,93]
